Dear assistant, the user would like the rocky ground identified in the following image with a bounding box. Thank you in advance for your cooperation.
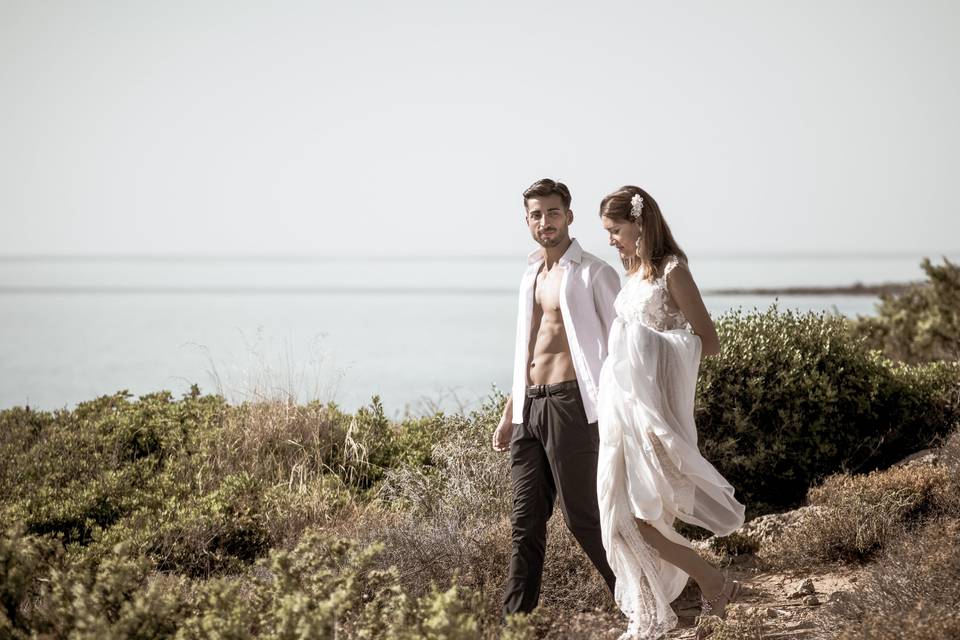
[544,450,952,639]
[545,562,863,639]
[664,564,863,639]
[534,505,873,639]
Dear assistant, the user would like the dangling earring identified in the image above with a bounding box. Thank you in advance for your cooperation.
[634,235,642,259]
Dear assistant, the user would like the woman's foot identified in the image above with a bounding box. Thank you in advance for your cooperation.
[701,577,740,619]
[694,578,741,639]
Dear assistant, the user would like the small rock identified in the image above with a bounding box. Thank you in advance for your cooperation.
[799,578,816,593]
[803,595,820,606]
[789,578,816,598]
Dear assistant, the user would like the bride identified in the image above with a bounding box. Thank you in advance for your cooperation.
[595,186,746,639]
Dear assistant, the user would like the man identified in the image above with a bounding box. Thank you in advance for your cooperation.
[493,178,621,615]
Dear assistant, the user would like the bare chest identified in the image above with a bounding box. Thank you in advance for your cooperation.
[534,266,564,313]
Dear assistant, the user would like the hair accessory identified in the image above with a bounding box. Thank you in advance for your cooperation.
[630,194,644,223]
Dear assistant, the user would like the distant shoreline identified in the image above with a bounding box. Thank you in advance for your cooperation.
[0,281,917,297]
[705,282,915,297]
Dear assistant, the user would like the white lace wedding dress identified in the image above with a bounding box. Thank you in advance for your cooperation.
[596,256,745,640]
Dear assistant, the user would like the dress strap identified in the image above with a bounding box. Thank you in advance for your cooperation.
[660,255,682,281]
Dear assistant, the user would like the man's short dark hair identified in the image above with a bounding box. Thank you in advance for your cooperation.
[523,178,571,210]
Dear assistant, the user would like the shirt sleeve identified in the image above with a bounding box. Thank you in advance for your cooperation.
[592,263,621,336]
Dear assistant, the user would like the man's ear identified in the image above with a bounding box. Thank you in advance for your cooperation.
[566,209,574,225]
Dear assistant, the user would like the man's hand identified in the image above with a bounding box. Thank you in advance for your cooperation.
[493,395,514,452]
[492,417,513,452]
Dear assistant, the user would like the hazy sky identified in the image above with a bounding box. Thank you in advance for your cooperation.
[2,1,958,257]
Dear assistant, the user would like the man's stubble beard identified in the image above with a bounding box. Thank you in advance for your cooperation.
[535,231,567,249]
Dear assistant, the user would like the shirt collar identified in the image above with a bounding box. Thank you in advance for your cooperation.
[527,238,583,266]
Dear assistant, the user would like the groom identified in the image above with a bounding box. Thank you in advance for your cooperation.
[493,178,621,615]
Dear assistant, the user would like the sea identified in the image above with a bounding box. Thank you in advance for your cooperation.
[0,252,954,416]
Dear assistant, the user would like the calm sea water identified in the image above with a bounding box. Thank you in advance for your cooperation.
[0,253,953,415]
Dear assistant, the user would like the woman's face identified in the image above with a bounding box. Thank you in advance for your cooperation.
[601,215,640,261]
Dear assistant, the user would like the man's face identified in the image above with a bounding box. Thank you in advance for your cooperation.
[525,195,572,248]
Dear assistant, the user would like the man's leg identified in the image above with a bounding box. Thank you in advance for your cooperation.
[503,397,556,615]
[542,386,617,595]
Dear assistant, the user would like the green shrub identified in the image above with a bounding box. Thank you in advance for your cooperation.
[0,389,226,542]
[144,472,272,576]
[175,531,500,639]
[2,525,509,639]
[851,257,960,364]
[0,525,61,638]
[697,306,960,515]
[36,542,190,640]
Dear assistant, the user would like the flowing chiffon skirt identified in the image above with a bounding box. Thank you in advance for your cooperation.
[596,318,745,639]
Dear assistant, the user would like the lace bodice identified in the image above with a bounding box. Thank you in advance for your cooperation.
[614,255,691,332]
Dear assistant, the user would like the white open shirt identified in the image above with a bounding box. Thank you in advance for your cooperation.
[511,238,622,424]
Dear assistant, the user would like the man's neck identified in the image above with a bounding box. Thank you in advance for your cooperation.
[541,237,573,269]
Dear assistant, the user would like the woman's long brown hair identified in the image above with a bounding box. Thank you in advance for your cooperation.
[599,185,687,280]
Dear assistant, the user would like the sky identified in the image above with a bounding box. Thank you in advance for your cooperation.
[1,0,958,258]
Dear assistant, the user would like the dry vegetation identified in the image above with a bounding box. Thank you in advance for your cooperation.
[695,428,960,640]
[3,262,960,638]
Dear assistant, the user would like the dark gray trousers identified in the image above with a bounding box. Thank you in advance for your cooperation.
[502,380,616,615]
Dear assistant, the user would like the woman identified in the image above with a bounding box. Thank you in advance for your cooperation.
[595,186,746,639]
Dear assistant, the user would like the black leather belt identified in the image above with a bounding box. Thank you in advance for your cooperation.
[526,380,579,398]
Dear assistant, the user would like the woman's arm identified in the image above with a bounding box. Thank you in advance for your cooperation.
[666,265,721,356]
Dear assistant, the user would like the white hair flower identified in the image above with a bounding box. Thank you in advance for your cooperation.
[630,194,644,223]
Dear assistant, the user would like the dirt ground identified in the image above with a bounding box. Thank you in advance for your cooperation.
[540,557,865,639]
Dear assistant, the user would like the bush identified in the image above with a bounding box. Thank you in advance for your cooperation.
[0,389,226,545]
[851,257,960,364]
[208,395,445,498]
[2,525,517,639]
[0,525,61,638]
[379,394,511,521]
[36,542,190,640]
[824,428,960,638]
[694,610,767,640]
[833,517,960,640]
[760,462,953,567]
[0,388,451,576]
[368,397,512,620]
[696,305,960,515]
[372,394,614,623]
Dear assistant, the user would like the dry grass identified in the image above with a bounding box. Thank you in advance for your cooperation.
[358,412,616,627]
[203,399,349,492]
[760,461,954,568]
[832,518,960,639]
[695,610,768,640]
[815,428,960,639]
[837,606,960,640]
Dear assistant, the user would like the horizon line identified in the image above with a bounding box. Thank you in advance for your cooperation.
[0,283,910,297]
[0,250,958,262]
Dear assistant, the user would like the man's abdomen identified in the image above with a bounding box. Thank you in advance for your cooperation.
[528,320,577,385]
